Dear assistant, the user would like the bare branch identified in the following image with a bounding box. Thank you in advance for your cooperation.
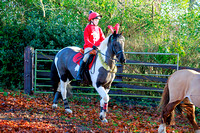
[40,0,45,17]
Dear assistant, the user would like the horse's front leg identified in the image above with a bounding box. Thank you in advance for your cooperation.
[103,89,110,112]
[60,79,72,114]
[95,86,110,123]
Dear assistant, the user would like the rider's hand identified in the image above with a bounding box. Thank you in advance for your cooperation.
[92,45,98,50]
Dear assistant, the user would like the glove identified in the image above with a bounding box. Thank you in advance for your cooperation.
[92,45,98,50]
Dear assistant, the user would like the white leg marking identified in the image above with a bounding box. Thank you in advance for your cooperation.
[52,103,58,109]
[60,79,73,114]
[60,80,67,99]
[158,124,166,133]
[95,86,109,122]
[100,99,104,107]
[65,109,72,114]
[101,118,108,123]
[66,78,71,84]
[100,112,107,123]
[105,89,110,94]
[96,86,109,106]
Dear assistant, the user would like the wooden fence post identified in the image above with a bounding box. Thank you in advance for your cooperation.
[24,46,34,95]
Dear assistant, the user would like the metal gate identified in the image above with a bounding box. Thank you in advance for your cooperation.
[32,48,179,99]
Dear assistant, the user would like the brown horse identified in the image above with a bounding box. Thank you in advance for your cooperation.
[158,69,200,133]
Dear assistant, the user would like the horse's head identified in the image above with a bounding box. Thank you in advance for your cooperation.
[109,31,126,64]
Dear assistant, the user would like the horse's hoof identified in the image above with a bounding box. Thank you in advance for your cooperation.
[52,103,58,109]
[99,114,107,123]
[101,118,108,123]
[65,109,72,114]
[158,124,166,133]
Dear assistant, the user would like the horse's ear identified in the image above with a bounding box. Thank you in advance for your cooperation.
[113,31,116,36]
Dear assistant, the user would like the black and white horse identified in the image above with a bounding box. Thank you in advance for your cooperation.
[50,31,126,122]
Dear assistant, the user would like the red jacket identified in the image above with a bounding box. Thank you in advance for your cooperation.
[83,24,105,49]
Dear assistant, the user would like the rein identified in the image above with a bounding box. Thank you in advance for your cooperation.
[97,50,118,62]
[97,49,117,73]
[80,49,118,73]
[93,35,124,73]
[81,34,124,74]
[79,48,118,74]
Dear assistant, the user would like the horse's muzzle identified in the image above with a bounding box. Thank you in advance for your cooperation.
[119,53,126,64]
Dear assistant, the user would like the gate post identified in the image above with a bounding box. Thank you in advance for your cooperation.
[24,46,34,95]
[115,64,123,81]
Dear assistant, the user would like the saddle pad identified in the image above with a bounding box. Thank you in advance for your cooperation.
[72,52,95,70]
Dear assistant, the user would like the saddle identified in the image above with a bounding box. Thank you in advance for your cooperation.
[72,49,97,84]
[72,49,97,70]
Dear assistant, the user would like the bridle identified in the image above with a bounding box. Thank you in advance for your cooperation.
[110,35,124,58]
[112,44,123,57]
[92,34,125,73]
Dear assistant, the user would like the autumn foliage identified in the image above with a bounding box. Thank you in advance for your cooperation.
[0,91,196,132]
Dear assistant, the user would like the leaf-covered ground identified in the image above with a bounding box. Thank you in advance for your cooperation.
[0,91,198,132]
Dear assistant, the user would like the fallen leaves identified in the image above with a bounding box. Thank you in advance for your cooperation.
[0,119,66,132]
[0,91,196,132]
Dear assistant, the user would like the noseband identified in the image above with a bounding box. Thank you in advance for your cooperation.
[113,47,123,57]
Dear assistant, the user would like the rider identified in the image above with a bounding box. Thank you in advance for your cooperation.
[76,10,105,81]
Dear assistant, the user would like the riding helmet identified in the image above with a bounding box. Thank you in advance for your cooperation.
[88,10,102,21]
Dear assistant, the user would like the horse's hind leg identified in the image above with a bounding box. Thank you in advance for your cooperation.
[52,82,61,108]
[60,79,72,113]
[95,86,109,123]
[182,98,199,132]
[158,100,181,133]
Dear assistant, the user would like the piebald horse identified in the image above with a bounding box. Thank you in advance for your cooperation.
[50,25,126,122]
[158,69,200,133]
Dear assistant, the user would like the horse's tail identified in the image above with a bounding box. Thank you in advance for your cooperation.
[66,83,73,98]
[50,60,60,95]
[159,80,175,125]
[50,60,73,97]
[159,82,169,110]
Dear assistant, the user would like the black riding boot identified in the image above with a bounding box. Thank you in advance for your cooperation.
[76,60,86,81]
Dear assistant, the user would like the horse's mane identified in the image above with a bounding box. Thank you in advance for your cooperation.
[100,34,112,50]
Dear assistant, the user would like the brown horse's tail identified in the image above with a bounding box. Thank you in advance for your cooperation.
[159,83,169,110]
[159,81,175,125]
